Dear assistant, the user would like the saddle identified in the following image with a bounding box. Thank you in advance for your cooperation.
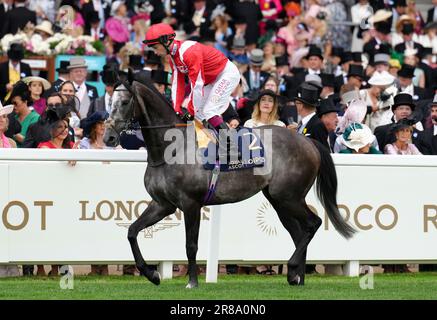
[194,121,265,172]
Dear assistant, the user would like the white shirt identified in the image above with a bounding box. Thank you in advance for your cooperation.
[105,92,112,114]
[308,69,321,75]
[400,83,414,96]
[299,112,316,134]
[249,69,260,89]
[434,125,437,137]
[244,119,285,128]
[73,81,87,102]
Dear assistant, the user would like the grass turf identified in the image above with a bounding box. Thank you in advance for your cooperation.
[1,273,437,300]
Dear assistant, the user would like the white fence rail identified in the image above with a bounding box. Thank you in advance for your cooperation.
[1,150,437,278]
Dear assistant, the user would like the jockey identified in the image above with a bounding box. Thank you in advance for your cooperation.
[143,23,241,156]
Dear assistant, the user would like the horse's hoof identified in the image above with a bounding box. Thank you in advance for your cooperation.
[185,282,198,289]
[288,273,304,286]
[150,271,161,286]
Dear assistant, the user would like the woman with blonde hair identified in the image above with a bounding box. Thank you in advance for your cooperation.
[244,89,285,128]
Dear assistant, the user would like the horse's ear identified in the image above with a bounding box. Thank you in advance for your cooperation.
[127,68,135,85]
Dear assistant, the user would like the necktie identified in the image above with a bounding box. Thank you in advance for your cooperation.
[297,120,303,134]
[255,73,259,89]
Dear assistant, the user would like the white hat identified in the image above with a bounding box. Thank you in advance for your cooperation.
[22,76,51,91]
[111,1,125,16]
[0,101,13,117]
[369,9,392,24]
[368,71,394,86]
[34,20,54,36]
[342,123,375,152]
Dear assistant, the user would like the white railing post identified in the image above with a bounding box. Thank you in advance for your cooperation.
[159,261,173,279]
[206,205,221,283]
[344,260,360,277]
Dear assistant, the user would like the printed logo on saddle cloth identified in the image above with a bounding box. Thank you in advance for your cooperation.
[202,127,266,171]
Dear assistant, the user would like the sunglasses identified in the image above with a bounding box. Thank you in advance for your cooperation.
[47,103,63,108]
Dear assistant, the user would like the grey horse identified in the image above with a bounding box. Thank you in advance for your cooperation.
[104,78,355,288]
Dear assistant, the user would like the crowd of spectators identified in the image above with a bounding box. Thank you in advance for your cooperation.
[1,0,437,276]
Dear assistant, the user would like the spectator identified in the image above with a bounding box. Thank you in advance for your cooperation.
[228,36,249,74]
[243,49,270,97]
[318,97,340,152]
[211,5,232,56]
[403,48,426,88]
[68,57,98,119]
[88,64,118,116]
[418,22,437,54]
[23,76,51,116]
[85,11,106,42]
[58,0,85,37]
[9,81,40,147]
[346,65,365,91]
[105,1,130,51]
[243,89,285,128]
[230,0,262,52]
[294,82,330,150]
[418,95,437,155]
[1,0,36,36]
[277,2,301,60]
[397,64,430,100]
[22,93,74,148]
[33,20,54,40]
[360,70,397,131]
[0,43,32,103]
[393,15,424,55]
[426,0,437,24]
[261,42,276,73]
[59,80,81,136]
[339,122,381,154]
[374,93,422,151]
[0,101,16,148]
[130,13,149,51]
[45,61,70,97]
[37,119,74,149]
[363,9,392,59]
[384,118,421,155]
[350,0,373,52]
[79,111,110,149]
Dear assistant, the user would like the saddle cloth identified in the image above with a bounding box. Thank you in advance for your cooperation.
[195,123,265,172]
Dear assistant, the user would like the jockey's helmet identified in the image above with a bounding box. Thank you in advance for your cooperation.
[143,23,176,48]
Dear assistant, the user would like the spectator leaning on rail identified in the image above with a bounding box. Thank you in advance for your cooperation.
[338,122,382,154]
[143,22,241,156]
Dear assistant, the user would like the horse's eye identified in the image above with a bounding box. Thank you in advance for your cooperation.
[122,100,129,105]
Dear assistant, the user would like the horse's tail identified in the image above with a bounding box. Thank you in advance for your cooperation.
[313,140,356,239]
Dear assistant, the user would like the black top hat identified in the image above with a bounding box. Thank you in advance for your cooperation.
[144,50,162,65]
[200,28,216,43]
[418,47,432,59]
[331,47,344,58]
[100,63,118,86]
[275,55,289,67]
[80,111,109,137]
[397,64,415,78]
[233,16,247,25]
[88,11,100,24]
[394,0,407,7]
[56,61,70,74]
[294,83,320,108]
[392,93,416,111]
[129,54,144,70]
[375,21,391,35]
[351,52,362,63]
[151,69,170,85]
[320,73,335,87]
[306,46,323,60]
[265,20,278,32]
[317,97,339,117]
[401,23,414,35]
[7,43,24,61]
[341,51,353,64]
[347,64,364,79]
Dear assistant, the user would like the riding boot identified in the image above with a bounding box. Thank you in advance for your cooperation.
[215,122,239,162]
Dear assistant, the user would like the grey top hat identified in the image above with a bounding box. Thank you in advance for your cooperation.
[68,57,88,70]
[374,53,390,65]
[250,48,264,66]
[232,37,246,50]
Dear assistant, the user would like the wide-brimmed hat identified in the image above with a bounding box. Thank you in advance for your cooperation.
[392,93,416,111]
[370,9,392,24]
[111,0,125,16]
[249,49,264,66]
[7,43,24,61]
[347,65,365,79]
[395,14,416,33]
[80,111,109,137]
[294,83,320,108]
[68,57,88,70]
[9,80,29,101]
[151,69,170,85]
[0,101,13,116]
[397,64,415,78]
[342,122,374,152]
[390,118,415,134]
[306,46,323,60]
[34,20,54,36]
[22,76,51,91]
[317,97,339,117]
[256,89,278,102]
[56,60,70,74]
[368,71,394,86]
